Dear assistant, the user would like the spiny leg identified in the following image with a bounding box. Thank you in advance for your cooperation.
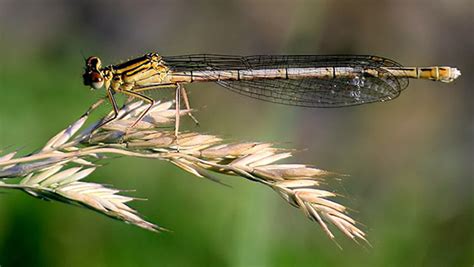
[134,84,199,128]
[119,90,155,128]
[132,83,184,147]
[180,85,199,125]
[175,84,181,141]
[98,88,120,128]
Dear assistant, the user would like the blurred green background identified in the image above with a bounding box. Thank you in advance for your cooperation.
[0,0,472,266]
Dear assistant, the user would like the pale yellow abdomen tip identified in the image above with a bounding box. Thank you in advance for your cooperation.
[440,67,461,83]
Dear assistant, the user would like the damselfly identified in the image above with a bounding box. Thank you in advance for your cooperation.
[82,53,461,136]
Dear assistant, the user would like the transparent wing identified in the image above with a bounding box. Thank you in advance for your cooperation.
[217,71,402,107]
[162,54,409,107]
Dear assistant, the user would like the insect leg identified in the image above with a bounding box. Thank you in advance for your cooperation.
[175,84,181,139]
[180,85,199,125]
[98,88,120,128]
[134,84,199,126]
[119,90,155,128]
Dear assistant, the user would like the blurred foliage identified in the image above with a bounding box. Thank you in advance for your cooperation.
[0,0,472,266]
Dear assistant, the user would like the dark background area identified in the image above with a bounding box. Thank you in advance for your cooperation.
[0,0,472,266]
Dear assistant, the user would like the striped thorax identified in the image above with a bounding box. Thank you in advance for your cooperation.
[83,53,172,93]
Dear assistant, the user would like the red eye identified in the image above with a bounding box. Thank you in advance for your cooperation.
[83,71,104,89]
[83,56,104,89]
[91,72,103,82]
[90,72,104,89]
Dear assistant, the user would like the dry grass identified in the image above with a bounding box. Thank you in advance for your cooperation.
[0,98,368,247]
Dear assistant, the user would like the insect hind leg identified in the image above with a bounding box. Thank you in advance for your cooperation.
[180,85,199,125]
[119,90,155,128]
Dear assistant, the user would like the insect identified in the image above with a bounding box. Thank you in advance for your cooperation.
[82,53,461,137]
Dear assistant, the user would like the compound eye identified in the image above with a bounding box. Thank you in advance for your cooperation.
[83,71,104,89]
[89,72,104,89]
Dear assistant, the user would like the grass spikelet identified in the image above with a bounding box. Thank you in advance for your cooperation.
[0,98,368,246]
